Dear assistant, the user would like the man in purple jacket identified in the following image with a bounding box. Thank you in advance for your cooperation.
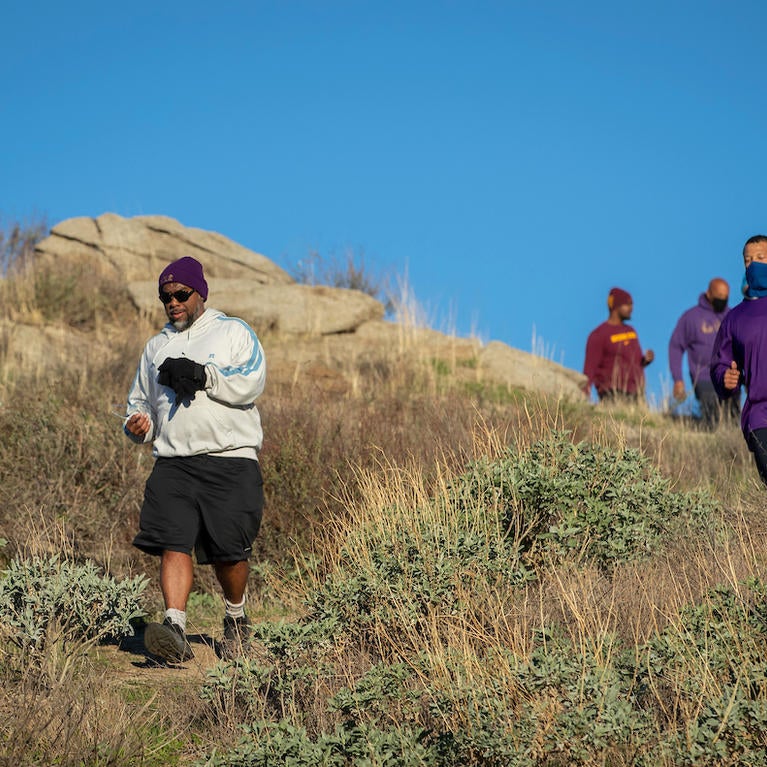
[669,278,739,429]
[712,234,767,483]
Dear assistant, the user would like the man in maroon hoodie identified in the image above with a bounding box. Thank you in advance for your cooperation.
[583,287,655,402]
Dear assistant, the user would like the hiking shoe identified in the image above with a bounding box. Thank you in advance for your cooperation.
[218,614,251,660]
[144,617,194,663]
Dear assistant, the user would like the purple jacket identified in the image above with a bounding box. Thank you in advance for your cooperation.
[711,296,767,437]
[669,293,728,386]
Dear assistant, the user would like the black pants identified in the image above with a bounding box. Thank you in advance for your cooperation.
[747,429,767,487]
[694,380,740,430]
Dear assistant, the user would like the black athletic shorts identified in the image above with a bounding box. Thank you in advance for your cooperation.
[133,455,264,565]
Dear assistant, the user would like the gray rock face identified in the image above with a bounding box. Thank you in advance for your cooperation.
[27,212,588,400]
[128,280,385,335]
[35,213,293,284]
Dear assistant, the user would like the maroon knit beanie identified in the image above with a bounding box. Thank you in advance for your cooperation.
[158,256,208,300]
[607,287,632,310]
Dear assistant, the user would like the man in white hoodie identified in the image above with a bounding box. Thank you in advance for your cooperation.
[123,256,266,663]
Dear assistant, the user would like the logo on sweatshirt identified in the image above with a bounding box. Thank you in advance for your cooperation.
[610,331,637,346]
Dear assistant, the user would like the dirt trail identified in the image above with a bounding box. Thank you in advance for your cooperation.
[96,623,224,688]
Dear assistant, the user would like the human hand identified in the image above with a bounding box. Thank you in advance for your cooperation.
[672,381,686,402]
[126,412,151,437]
[158,357,207,404]
[643,350,655,365]
[723,361,741,390]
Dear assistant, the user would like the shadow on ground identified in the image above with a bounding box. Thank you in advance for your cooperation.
[117,624,220,668]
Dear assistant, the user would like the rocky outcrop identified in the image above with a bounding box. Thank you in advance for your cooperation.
[35,213,293,284]
[127,280,385,335]
[26,213,588,400]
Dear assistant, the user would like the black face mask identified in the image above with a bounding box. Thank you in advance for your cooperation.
[711,298,728,313]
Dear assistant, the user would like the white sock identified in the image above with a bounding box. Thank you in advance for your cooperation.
[165,608,186,632]
[225,596,246,619]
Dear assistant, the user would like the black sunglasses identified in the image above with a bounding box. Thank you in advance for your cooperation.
[159,288,195,304]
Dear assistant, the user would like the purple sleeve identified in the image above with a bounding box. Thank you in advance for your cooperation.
[668,314,687,383]
[710,317,736,399]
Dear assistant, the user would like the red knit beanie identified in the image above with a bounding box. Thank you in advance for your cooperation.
[607,287,632,310]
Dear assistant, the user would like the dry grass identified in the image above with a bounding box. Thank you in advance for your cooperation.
[303,418,767,643]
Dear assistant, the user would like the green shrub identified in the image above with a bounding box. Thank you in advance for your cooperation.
[329,661,420,726]
[306,524,533,648]
[0,554,147,653]
[376,653,535,767]
[641,579,767,764]
[201,618,340,724]
[201,636,655,767]
[448,431,719,570]
[305,432,718,650]
[506,628,653,765]
[197,719,435,767]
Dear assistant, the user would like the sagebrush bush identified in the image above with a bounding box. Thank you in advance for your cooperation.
[202,618,339,725]
[640,579,767,764]
[197,719,435,767]
[0,555,147,654]
[301,431,721,655]
[448,430,720,571]
[305,521,533,652]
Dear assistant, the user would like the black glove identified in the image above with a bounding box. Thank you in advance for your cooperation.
[158,357,207,405]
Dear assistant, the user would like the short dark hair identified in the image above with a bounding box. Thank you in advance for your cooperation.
[743,234,767,256]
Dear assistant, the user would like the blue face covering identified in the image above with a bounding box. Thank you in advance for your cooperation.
[745,262,767,298]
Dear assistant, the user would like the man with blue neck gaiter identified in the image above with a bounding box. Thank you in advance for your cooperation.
[711,234,767,483]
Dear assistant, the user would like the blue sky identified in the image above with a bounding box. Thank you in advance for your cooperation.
[2,1,765,411]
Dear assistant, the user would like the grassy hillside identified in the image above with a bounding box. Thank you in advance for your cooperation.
[1,256,767,765]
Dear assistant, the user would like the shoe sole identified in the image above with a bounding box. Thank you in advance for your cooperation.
[144,622,194,663]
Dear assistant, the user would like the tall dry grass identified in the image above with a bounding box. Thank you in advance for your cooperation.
[300,413,767,647]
